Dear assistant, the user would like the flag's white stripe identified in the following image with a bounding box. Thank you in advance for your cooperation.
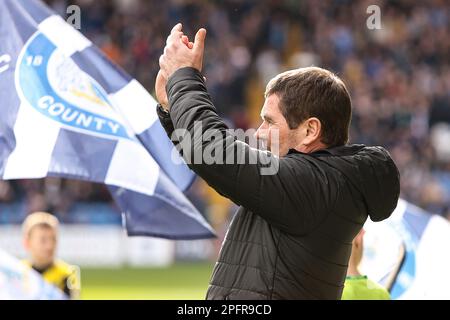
[108,80,159,134]
[38,15,91,57]
[105,139,160,195]
[3,103,60,179]
[391,198,407,221]
[401,215,450,299]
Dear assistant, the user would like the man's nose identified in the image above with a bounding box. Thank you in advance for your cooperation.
[254,129,260,140]
[254,123,265,140]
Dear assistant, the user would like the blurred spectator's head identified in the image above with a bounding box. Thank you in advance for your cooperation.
[22,212,59,268]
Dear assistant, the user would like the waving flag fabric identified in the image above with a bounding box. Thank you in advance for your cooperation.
[362,199,450,299]
[0,247,67,299]
[0,0,214,239]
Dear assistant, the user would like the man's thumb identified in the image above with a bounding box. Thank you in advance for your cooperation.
[194,28,207,53]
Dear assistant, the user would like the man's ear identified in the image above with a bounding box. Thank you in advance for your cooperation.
[303,117,322,145]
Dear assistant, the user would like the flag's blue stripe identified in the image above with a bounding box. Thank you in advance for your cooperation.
[403,203,432,241]
[389,202,431,299]
[0,1,36,176]
[71,46,132,95]
[2,0,51,41]
[17,0,53,24]
[48,129,117,181]
[390,239,416,299]
[390,213,421,299]
[112,172,215,239]
[0,133,15,178]
[0,58,20,177]
[138,121,195,192]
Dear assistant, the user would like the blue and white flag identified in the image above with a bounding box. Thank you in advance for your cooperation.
[0,0,215,239]
[0,247,67,300]
[362,199,450,299]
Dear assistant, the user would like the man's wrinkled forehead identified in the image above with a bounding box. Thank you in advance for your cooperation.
[260,94,280,119]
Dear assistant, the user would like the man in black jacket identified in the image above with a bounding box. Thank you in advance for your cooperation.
[155,24,400,299]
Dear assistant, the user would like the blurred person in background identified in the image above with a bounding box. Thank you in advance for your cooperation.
[22,212,80,299]
[342,229,391,300]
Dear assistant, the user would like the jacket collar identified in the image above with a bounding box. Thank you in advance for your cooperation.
[287,144,366,157]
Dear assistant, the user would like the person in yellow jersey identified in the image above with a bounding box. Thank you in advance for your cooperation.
[21,212,80,299]
[342,228,390,300]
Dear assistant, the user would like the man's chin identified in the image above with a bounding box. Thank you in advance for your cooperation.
[267,146,283,157]
[257,141,282,156]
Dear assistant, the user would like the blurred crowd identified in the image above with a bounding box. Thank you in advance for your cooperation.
[1,0,450,227]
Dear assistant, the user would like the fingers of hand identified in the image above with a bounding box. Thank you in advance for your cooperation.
[157,69,167,81]
[161,25,207,75]
[163,33,190,66]
[159,54,166,71]
[182,35,194,49]
[166,32,182,46]
[167,23,184,46]
[193,28,207,53]
[171,23,182,34]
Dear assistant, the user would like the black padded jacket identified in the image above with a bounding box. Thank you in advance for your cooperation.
[157,67,400,300]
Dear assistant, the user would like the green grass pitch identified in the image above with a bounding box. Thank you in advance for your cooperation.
[80,262,214,300]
